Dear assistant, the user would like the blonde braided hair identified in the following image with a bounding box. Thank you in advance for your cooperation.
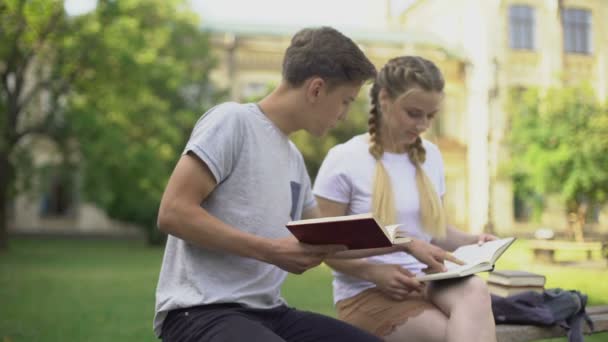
[368,56,446,238]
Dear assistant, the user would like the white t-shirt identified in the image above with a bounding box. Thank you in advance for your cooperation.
[313,134,446,303]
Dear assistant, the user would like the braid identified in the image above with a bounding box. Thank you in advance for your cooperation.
[368,55,447,236]
[407,137,426,165]
[368,81,395,225]
[368,83,383,160]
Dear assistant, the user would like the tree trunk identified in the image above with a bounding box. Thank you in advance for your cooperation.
[0,152,11,251]
[575,203,588,242]
[566,202,587,242]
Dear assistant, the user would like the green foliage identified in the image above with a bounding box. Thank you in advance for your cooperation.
[508,86,608,216]
[65,0,224,243]
[1,0,223,244]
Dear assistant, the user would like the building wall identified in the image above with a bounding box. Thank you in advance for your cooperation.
[9,136,142,237]
[206,25,471,229]
[400,0,608,234]
[12,22,472,235]
[399,0,500,233]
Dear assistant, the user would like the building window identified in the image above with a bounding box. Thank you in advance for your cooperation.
[562,8,592,54]
[509,5,535,50]
[40,174,73,217]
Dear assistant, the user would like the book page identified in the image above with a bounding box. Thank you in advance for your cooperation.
[446,238,514,269]
[385,224,413,244]
[385,224,402,241]
[417,238,515,281]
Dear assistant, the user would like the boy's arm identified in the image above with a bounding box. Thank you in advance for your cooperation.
[303,197,401,258]
[157,153,345,274]
[307,197,451,272]
[312,187,416,288]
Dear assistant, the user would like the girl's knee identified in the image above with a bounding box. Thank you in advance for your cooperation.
[460,276,492,311]
[385,309,448,342]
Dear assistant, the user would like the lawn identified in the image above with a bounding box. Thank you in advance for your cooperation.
[0,237,606,342]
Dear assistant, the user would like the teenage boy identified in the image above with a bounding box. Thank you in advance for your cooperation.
[154,26,449,342]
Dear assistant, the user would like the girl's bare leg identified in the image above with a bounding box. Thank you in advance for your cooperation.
[427,276,497,342]
[384,307,448,342]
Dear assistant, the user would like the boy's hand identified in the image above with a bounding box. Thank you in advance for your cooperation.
[262,236,347,274]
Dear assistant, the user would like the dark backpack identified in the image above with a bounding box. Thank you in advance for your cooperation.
[491,288,594,342]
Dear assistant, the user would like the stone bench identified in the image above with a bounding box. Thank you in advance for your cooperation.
[529,240,607,263]
[496,305,608,342]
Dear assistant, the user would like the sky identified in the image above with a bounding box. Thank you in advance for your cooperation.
[190,0,416,29]
[65,0,417,29]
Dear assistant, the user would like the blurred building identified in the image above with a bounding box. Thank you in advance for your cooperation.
[10,19,471,236]
[398,0,608,234]
[204,21,473,229]
[11,0,608,236]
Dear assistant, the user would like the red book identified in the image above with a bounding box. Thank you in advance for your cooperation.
[286,213,410,250]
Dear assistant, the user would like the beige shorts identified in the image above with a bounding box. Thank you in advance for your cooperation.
[336,287,436,337]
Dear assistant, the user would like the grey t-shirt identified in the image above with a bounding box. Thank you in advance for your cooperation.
[153,102,316,336]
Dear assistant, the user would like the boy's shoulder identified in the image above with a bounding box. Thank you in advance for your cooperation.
[206,102,254,118]
[196,102,258,129]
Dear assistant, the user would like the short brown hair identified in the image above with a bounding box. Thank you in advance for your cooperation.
[282,27,376,87]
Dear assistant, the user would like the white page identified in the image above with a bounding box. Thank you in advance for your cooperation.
[385,224,405,241]
[446,238,512,269]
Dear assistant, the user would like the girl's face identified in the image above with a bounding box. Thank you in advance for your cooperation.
[379,87,443,147]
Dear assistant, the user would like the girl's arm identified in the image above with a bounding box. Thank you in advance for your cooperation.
[432,225,498,251]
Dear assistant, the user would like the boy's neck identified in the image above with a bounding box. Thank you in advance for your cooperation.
[257,83,306,136]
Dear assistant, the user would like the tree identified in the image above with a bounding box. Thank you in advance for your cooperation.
[0,0,221,248]
[508,86,608,240]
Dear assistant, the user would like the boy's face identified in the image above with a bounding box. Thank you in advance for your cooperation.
[307,80,363,137]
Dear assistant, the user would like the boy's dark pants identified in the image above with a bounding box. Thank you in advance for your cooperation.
[162,303,381,342]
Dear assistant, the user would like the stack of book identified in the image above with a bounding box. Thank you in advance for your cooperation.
[487,270,546,297]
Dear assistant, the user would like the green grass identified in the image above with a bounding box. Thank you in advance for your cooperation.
[0,238,161,342]
[1,237,606,342]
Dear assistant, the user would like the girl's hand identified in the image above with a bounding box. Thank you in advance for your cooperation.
[476,233,498,245]
[366,264,423,301]
[400,239,464,274]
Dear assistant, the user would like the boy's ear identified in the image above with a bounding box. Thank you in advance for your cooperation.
[305,77,325,103]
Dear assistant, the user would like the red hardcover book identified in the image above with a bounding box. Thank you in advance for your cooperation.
[285,213,410,250]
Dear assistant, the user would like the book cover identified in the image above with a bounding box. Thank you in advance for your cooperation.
[416,237,516,282]
[286,213,408,250]
[487,270,546,287]
[488,282,544,297]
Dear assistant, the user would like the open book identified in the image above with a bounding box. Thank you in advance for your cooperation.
[416,237,516,282]
[286,213,412,250]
